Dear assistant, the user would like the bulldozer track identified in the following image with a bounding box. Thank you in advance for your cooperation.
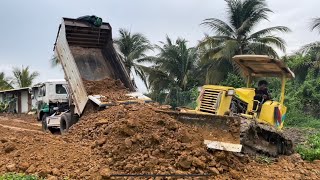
[240,118,293,156]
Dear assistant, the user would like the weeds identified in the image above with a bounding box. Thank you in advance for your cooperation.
[296,133,320,161]
[0,173,41,180]
[255,155,275,164]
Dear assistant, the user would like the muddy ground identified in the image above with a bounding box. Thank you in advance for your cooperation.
[0,111,319,180]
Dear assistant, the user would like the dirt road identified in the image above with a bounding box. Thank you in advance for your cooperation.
[0,114,319,179]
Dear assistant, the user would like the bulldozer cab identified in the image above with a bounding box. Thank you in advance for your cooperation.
[232,55,295,128]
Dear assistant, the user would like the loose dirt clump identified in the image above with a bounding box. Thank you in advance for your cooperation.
[67,104,244,175]
[83,78,130,102]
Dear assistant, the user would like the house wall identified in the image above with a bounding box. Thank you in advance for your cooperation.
[31,88,40,109]
[0,89,31,113]
[21,90,29,113]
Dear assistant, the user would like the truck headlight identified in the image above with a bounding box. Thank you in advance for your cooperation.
[227,89,235,96]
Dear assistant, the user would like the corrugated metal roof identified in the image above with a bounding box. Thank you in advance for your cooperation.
[0,87,30,93]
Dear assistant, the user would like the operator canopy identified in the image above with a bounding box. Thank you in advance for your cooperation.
[232,55,295,79]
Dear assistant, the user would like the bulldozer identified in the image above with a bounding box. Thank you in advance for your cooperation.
[159,55,294,156]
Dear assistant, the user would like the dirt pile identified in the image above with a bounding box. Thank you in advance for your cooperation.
[83,78,130,102]
[67,104,245,175]
[0,124,102,179]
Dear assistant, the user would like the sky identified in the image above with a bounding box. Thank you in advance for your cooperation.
[0,0,319,93]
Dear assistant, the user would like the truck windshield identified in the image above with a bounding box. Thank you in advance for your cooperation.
[56,84,67,94]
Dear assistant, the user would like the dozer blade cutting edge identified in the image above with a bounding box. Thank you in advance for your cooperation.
[156,110,242,152]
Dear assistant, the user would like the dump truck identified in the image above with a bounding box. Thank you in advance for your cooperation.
[159,55,294,156]
[45,16,150,133]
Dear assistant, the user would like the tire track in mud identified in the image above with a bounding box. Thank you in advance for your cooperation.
[0,116,41,132]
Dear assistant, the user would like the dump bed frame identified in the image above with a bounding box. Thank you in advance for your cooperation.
[54,18,135,116]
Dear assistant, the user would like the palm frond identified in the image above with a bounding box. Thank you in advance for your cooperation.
[298,41,320,55]
[201,18,235,37]
[249,26,291,39]
[252,36,287,52]
[50,56,60,68]
[12,66,39,88]
[0,72,13,90]
[237,0,272,35]
[247,42,278,58]
[114,28,153,80]
[133,64,149,89]
[311,17,320,32]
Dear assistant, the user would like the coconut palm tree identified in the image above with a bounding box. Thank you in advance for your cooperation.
[299,17,320,69]
[12,66,39,88]
[145,36,199,92]
[199,0,290,83]
[114,29,153,86]
[0,72,13,90]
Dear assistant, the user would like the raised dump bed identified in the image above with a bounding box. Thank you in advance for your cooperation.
[54,17,136,116]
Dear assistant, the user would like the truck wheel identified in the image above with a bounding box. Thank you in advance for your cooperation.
[60,113,72,134]
[41,113,49,132]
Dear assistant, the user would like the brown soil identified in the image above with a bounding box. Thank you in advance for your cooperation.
[217,154,320,179]
[0,116,41,131]
[0,125,101,179]
[67,104,243,175]
[0,109,319,179]
[83,78,130,102]
[0,79,319,179]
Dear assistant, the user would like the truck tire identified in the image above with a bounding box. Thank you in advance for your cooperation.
[41,113,49,132]
[60,113,72,134]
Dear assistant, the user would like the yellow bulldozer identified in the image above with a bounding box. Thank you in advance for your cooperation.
[159,55,294,156]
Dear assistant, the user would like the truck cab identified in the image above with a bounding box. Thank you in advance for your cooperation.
[33,79,68,122]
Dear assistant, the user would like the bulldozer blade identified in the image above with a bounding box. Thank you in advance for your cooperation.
[204,140,242,152]
[157,110,241,152]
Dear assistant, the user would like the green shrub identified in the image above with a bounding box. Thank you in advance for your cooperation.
[296,133,320,161]
[220,73,245,88]
[0,173,41,180]
[286,109,320,128]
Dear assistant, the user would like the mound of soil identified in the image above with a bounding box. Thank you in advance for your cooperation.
[67,104,244,175]
[83,78,130,102]
[0,125,102,179]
